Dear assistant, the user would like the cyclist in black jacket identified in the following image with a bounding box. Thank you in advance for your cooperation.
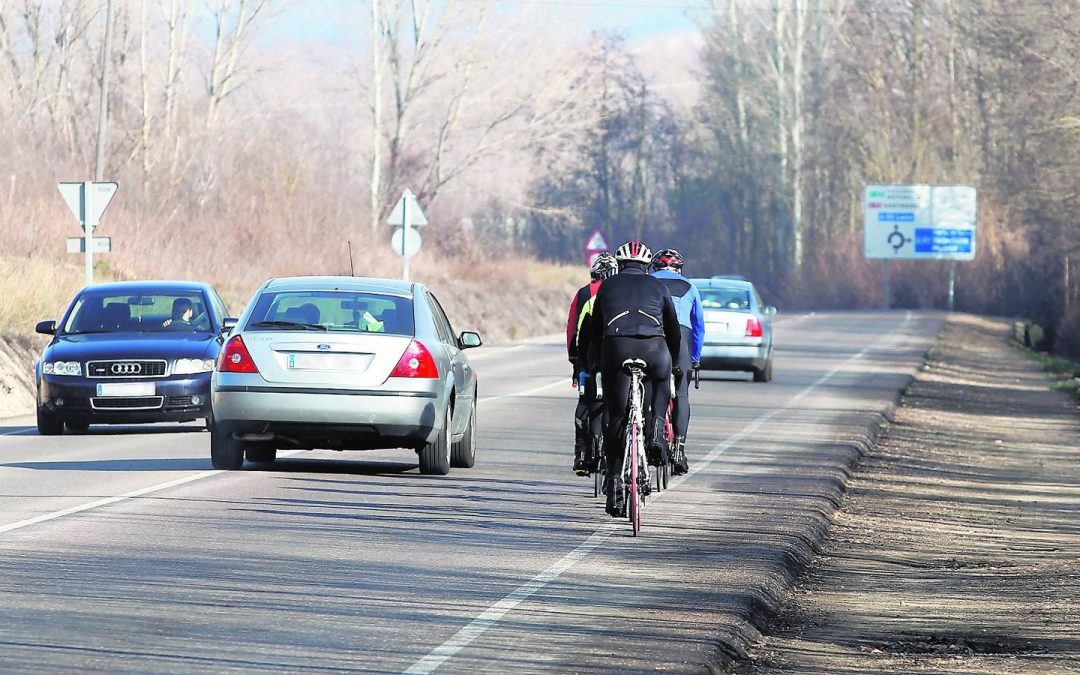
[586,240,681,517]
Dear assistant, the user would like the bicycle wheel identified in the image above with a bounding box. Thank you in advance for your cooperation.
[629,425,641,536]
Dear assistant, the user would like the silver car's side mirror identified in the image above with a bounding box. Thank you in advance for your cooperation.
[458,331,483,349]
[764,306,777,316]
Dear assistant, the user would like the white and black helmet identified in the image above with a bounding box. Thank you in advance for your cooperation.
[590,252,619,280]
[613,240,652,265]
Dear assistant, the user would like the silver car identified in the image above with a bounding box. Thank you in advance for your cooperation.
[210,276,481,474]
[691,277,776,382]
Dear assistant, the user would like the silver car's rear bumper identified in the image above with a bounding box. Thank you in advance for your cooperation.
[699,344,769,371]
[212,385,443,449]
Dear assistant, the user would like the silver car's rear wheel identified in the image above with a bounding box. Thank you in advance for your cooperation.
[210,423,245,470]
[451,404,476,468]
[419,406,451,475]
[245,446,277,464]
[753,357,773,383]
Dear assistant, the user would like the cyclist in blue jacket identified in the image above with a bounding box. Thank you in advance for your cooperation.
[650,248,704,475]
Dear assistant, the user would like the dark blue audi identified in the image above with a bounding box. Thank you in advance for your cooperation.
[34,280,233,435]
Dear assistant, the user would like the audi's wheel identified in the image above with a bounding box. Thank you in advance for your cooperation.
[36,405,64,436]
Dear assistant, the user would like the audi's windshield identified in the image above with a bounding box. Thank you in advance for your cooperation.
[62,291,214,334]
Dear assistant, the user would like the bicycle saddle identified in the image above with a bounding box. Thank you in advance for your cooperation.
[621,358,647,373]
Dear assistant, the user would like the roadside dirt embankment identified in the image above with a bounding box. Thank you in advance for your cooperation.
[737,314,1080,674]
[0,335,39,418]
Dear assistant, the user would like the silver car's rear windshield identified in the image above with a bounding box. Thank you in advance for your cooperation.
[700,286,751,312]
[247,290,414,335]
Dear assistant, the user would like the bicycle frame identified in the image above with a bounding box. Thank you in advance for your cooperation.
[621,360,647,536]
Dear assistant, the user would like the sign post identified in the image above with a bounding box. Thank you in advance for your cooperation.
[387,189,428,282]
[58,181,118,287]
[863,184,977,310]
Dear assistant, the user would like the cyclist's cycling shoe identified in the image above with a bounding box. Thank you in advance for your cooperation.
[645,418,669,466]
[606,484,626,517]
[672,436,689,476]
[573,450,590,476]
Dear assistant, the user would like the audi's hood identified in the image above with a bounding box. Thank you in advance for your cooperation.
[43,332,219,362]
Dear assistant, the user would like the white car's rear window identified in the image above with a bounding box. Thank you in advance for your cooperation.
[701,287,751,311]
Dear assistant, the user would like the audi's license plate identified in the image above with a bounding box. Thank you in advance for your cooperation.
[96,382,155,397]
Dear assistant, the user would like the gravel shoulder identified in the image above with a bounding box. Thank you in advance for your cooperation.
[736,314,1080,673]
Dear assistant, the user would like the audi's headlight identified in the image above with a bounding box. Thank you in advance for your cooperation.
[43,361,82,376]
[173,358,215,375]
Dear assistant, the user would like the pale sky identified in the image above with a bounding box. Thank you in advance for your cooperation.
[269,0,707,45]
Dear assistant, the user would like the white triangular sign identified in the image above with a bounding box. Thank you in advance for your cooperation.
[58,181,118,229]
[386,189,428,227]
[585,229,608,251]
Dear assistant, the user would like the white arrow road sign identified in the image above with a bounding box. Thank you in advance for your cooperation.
[386,189,428,227]
[58,181,118,230]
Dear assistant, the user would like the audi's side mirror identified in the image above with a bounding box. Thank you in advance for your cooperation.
[35,320,56,335]
[220,317,238,335]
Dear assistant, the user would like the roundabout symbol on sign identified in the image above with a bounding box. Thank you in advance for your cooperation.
[888,225,910,253]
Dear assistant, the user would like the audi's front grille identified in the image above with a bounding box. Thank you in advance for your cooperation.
[87,360,168,378]
[90,396,164,410]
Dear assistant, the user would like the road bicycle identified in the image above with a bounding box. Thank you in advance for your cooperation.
[620,358,650,536]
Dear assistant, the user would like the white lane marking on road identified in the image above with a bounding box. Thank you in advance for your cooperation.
[478,378,566,404]
[403,525,619,675]
[0,470,222,534]
[403,310,916,674]
[0,448,305,535]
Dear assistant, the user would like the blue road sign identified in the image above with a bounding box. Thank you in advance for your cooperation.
[914,228,973,254]
[878,212,916,223]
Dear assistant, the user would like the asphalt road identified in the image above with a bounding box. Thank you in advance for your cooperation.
[0,310,941,673]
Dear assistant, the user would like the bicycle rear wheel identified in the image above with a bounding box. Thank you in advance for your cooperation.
[629,425,641,536]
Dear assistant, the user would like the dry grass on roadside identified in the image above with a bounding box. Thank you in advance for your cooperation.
[0,250,583,346]
[0,257,124,336]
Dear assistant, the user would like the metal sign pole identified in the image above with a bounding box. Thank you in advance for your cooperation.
[948,261,956,311]
[84,182,94,287]
[402,196,410,282]
[883,259,890,310]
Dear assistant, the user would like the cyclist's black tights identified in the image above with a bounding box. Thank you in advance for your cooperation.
[671,326,692,438]
[600,335,672,483]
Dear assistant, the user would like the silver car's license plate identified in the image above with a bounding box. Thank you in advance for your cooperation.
[288,353,368,371]
[96,382,155,397]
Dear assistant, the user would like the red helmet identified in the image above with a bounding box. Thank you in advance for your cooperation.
[651,248,684,272]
